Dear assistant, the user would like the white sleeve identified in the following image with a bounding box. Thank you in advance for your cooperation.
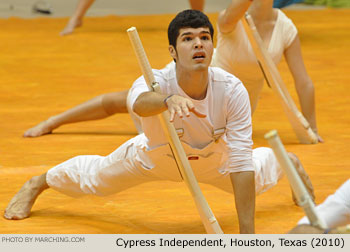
[224,79,254,173]
[283,14,298,49]
[298,179,350,228]
[128,75,151,113]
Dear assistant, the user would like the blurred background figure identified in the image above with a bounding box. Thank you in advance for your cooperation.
[298,179,350,229]
[60,0,95,35]
[60,0,205,36]
[289,179,350,233]
[212,0,322,141]
[288,224,350,234]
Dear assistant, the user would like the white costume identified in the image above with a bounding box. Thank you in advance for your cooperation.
[298,179,350,228]
[46,64,283,197]
[211,9,298,112]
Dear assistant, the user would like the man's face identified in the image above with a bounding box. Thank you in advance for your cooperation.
[169,27,213,72]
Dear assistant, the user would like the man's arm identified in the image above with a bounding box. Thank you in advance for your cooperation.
[224,78,255,233]
[133,92,206,121]
[217,0,252,34]
[133,91,168,117]
[230,171,255,234]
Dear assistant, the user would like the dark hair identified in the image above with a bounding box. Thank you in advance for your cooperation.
[167,9,214,49]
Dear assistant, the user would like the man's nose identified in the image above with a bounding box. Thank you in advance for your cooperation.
[194,37,203,48]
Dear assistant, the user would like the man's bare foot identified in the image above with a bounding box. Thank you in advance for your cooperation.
[23,120,54,137]
[288,153,316,206]
[4,174,48,220]
[60,18,82,36]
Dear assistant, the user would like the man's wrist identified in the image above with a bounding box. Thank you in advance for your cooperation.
[163,94,174,108]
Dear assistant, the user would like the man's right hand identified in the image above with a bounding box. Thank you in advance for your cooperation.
[165,95,206,122]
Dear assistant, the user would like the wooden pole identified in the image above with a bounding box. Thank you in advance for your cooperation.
[242,14,318,144]
[127,27,223,234]
[265,130,327,229]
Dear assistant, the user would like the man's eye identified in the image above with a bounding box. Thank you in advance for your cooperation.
[201,36,210,40]
[184,37,192,41]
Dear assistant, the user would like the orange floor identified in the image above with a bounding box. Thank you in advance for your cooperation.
[0,9,349,234]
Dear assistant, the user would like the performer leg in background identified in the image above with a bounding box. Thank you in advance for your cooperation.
[23,91,129,137]
[60,0,95,36]
[60,0,205,36]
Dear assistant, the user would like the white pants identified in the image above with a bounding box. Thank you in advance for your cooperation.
[298,179,350,228]
[46,134,283,197]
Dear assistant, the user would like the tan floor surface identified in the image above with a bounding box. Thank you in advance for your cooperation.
[0,9,349,233]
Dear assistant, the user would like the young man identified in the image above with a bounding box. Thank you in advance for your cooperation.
[5,10,313,234]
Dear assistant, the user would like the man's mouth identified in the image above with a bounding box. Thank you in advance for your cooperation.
[192,52,206,60]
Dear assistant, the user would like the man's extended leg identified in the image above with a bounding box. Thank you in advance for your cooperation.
[197,147,315,205]
[4,173,49,220]
[5,134,162,220]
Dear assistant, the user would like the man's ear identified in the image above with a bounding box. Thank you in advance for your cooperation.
[168,45,177,61]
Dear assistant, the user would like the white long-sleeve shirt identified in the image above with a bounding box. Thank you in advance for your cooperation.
[128,63,254,173]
